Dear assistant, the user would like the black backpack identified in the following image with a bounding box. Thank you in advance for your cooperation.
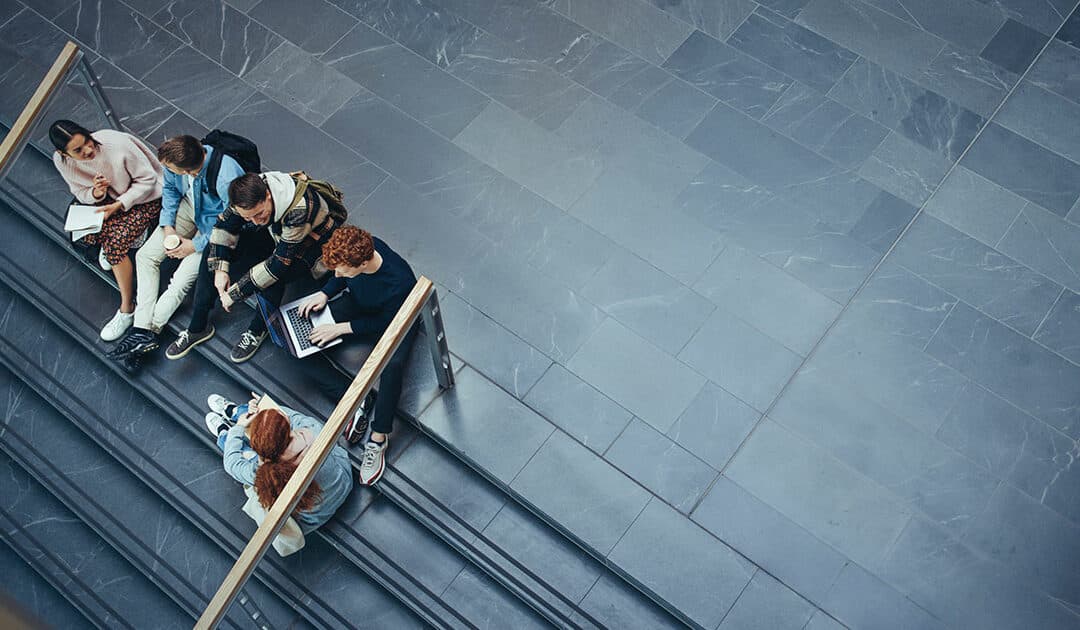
[202,130,261,197]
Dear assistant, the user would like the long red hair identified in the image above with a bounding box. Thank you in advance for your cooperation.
[248,409,322,512]
[253,460,322,511]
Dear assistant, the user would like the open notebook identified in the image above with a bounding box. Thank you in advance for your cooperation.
[64,204,104,241]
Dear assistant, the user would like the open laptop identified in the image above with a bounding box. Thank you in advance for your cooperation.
[257,293,343,358]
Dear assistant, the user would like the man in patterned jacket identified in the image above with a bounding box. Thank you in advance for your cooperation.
[166,171,346,363]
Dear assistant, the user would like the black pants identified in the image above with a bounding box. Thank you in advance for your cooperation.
[187,229,307,335]
[303,300,419,435]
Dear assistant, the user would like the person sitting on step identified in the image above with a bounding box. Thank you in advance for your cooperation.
[49,120,162,344]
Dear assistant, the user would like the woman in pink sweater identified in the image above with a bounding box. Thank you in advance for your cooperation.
[50,120,164,342]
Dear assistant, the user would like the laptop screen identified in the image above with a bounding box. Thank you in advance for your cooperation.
[256,294,287,349]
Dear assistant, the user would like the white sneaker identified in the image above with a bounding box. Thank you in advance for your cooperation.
[207,394,237,420]
[100,310,134,341]
[98,248,111,270]
[358,437,388,485]
[205,412,228,437]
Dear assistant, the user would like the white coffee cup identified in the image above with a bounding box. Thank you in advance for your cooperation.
[163,234,181,250]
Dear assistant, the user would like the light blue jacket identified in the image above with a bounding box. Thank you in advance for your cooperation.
[159,145,244,252]
[222,406,354,534]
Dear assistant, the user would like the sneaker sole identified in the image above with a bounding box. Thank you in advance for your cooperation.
[360,460,384,485]
[108,341,159,361]
[229,338,267,364]
[165,327,215,360]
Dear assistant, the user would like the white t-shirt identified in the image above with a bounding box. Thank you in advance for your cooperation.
[184,174,196,208]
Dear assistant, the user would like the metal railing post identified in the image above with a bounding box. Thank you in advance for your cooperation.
[421,287,455,390]
[75,54,122,131]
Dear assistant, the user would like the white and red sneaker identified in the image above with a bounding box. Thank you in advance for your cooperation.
[358,437,388,485]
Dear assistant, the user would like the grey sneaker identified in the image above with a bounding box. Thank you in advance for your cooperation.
[230,329,268,363]
[165,325,215,360]
[358,437,388,485]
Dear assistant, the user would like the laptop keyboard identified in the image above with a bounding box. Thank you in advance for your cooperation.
[286,307,315,350]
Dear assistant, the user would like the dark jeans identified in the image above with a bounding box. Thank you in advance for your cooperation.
[303,299,419,435]
[187,228,307,335]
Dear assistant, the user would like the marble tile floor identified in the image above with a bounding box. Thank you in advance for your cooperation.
[3,0,1080,627]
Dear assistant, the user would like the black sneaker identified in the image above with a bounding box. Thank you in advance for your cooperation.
[118,352,143,374]
[107,329,158,359]
[345,390,377,445]
[230,329,268,363]
[165,325,215,360]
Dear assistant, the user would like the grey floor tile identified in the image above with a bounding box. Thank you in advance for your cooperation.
[823,562,947,630]
[0,2,21,26]
[830,57,986,161]
[913,45,1018,117]
[804,611,847,630]
[808,314,970,434]
[891,215,1061,335]
[772,370,1000,532]
[846,261,959,348]
[762,82,889,170]
[1034,288,1080,364]
[140,45,257,127]
[687,102,841,191]
[439,291,551,398]
[725,420,914,570]
[1058,4,1080,45]
[605,418,718,513]
[510,431,651,554]
[0,8,74,69]
[144,109,209,144]
[320,24,488,138]
[645,0,756,40]
[675,160,775,232]
[55,0,183,79]
[980,17,1049,74]
[454,248,607,363]
[71,55,177,138]
[1005,404,1080,526]
[997,202,1080,292]
[568,318,705,431]
[440,564,550,629]
[245,40,362,126]
[935,382,1041,477]
[453,0,591,66]
[863,0,1005,52]
[609,498,754,629]
[694,244,842,356]
[997,80,1080,164]
[481,501,604,605]
[578,573,680,629]
[730,8,858,93]
[679,308,803,412]
[858,131,952,205]
[982,480,1080,606]
[523,364,632,454]
[250,0,357,55]
[153,0,282,77]
[448,33,590,130]
[693,476,847,604]
[882,516,1080,630]
[332,160,388,207]
[220,92,358,177]
[454,102,604,211]
[663,31,794,119]
[795,0,946,75]
[556,38,651,99]
[667,383,760,471]
[336,0,482,67]
[632,75,717,140]
[963,123,1080,217]
[569,168,724,286]
[419,366,555,483]
[581,249,715,354]
[978,0,1077,35]
[758,0,813,18]
[458,175,617,290]
[555,96,710,196]
[923,165,1027,247]
[562,0,693,65]
[1027,38,1080,104]
[717,570,816,630]
[926,301,1080,439]
[324,89,497,199]
[849,189,919,252]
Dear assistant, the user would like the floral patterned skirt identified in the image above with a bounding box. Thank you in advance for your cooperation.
[79,197,162,265]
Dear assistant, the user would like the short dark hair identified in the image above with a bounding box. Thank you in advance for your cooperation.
[157,135,204,170]
[228,173,269,210]
[48,119,99,159]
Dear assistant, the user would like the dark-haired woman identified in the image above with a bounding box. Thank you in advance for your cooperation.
[207,398,353,533]
[49,120,162,341]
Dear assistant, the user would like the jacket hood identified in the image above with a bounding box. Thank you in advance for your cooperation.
[262,171,298,222]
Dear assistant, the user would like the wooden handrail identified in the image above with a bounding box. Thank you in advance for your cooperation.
[196,276,435,629]
[0,41,80,178]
